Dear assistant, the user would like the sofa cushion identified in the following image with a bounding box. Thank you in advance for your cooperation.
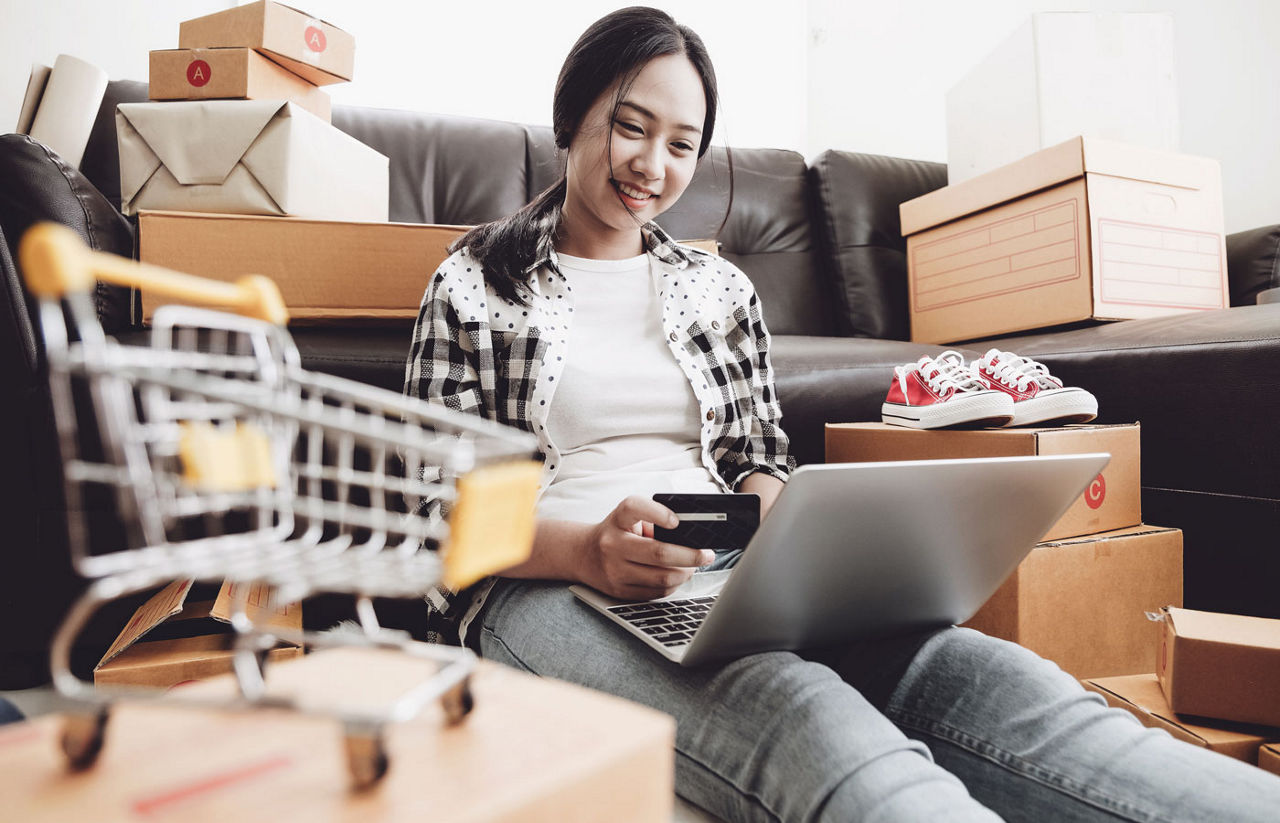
[0,134,135,339]
[658,147,832,337]
[808,151,947,341]
[333,108,551,226]
[1226,224,1280,306]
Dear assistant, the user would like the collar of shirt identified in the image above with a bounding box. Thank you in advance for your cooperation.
[520,219,695,277]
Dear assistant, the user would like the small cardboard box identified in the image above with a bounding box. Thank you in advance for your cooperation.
[946,13,1179,185]
[3,653,674,822]
[179,0,354,85]
[1156,606,1280,728]
[825,422,1139,541]
[94,579,302,688]
[1260,743,1280,777]
[899,137,1227,344]
[149,47,331,122]
[137,211,466,321]
[117,101,387,221]
[1082,674,1280,763]
[963,525,1182,679]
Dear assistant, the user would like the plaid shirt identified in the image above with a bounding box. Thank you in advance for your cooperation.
[404,221,795,643]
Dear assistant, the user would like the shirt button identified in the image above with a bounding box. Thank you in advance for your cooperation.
[711,321,720,330]
[705,409,715,421]
[669,331,678,342]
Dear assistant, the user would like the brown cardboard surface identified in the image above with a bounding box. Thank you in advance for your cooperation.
[1082,674,1280,763]
[95,580,302,688]
[899,137,1227,343]
[1157,607,1280,728]
[137,211,722,321]
[963,525,1182,679]
[149,48,330,121]
[137,211,465,320]
[179,1,355,85]
[1260,743,1280,776]
[825,422,1140,541]
[1,652,675,822]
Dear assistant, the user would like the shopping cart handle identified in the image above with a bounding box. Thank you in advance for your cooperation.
[20,222,290,325]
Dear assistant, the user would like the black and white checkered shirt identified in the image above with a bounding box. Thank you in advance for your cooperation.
[404,221,795,643]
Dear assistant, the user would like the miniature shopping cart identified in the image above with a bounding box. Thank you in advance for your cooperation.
[20,223,541,789]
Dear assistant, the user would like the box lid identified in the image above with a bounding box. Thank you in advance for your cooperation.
[901,136,1221,236]
[1166,607,1280,651]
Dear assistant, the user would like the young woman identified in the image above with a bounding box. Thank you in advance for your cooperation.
[405,7,1280,821]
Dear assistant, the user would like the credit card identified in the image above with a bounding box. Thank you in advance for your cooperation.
[652,493,760,552]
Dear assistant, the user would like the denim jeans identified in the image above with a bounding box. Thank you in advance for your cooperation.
[470,553,1280,823]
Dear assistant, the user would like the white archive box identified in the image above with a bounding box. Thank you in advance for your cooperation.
[947,13,1179,185]
[900,137,1228,344]
[116,100,388,222]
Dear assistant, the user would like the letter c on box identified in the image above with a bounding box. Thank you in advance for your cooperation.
[1085,473,1106,510]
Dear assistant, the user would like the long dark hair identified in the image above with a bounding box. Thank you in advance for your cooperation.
[454,6,724,306]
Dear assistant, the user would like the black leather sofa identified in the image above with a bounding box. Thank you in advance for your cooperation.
[2,80,1277,689]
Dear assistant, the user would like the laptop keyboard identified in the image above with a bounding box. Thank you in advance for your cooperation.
[607,596,717,647]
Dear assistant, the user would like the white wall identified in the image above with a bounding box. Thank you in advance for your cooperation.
[809,0,1280,232]
[3,1,1277,232]
[1,0,807,152]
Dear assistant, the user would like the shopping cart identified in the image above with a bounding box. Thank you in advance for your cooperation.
[20,223,542,788]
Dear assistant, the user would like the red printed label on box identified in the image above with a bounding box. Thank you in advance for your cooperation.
[304,26,327,53]
[1085,473,1106,509]
[186,60,212,87]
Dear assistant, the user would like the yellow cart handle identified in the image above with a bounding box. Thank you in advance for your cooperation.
[20,222,289,326]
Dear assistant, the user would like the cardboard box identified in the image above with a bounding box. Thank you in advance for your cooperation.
[963,525,1181,678]
[117,101,388,221]
[2,652,674,822]
[179,0,354,85]
[137,211,465,320]
[1260,743,1280,777]
[1082,674,1280,763]
[149,47,331,122]
[1156,607,1280,728]
[947,13,1179,185]
[94,579,302,688]
[135,212,721,321]
[825,422,1139,541]
[899,137,1227,343]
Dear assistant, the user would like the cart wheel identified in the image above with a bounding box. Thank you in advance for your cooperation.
[61,708,109,771]
[441,677,475,726]
[344,731,388,790]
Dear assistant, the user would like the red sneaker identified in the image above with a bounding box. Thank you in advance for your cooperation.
[882,351,1014,429]
[969,349,1098,427]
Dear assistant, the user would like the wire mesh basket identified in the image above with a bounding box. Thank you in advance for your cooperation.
[20,223,541,788]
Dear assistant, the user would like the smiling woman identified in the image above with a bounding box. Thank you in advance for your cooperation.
[402,7,1280,823]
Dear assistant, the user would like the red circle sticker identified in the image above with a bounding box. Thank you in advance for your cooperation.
[1085,473,1106,509]
[304,25,327,53]
[186,59,212,87]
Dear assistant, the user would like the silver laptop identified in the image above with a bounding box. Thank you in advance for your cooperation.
[571,453,1109,666]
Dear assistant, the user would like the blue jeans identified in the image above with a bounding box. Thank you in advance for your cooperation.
[471,554,1280,822]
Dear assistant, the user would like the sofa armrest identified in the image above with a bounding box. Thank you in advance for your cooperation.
[1226,224,1280,306]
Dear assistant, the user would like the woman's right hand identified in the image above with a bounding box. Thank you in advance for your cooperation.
[579,495,715,600]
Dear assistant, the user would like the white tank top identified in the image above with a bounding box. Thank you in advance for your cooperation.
[538,251,720,524]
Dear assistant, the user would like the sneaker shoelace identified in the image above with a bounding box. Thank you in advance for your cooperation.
[899,350,990,395]
[975,349,1064,392]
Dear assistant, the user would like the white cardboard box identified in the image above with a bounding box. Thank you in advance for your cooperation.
[947,13,1179,185]
[900,136,1227,344]
[117,100,388,222]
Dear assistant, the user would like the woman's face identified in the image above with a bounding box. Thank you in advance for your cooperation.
[562,53,707,250]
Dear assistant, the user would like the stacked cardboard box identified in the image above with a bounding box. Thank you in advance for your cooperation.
[1083,608,1280,774]
[826,422,1182,679]
[122,1,387,223]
